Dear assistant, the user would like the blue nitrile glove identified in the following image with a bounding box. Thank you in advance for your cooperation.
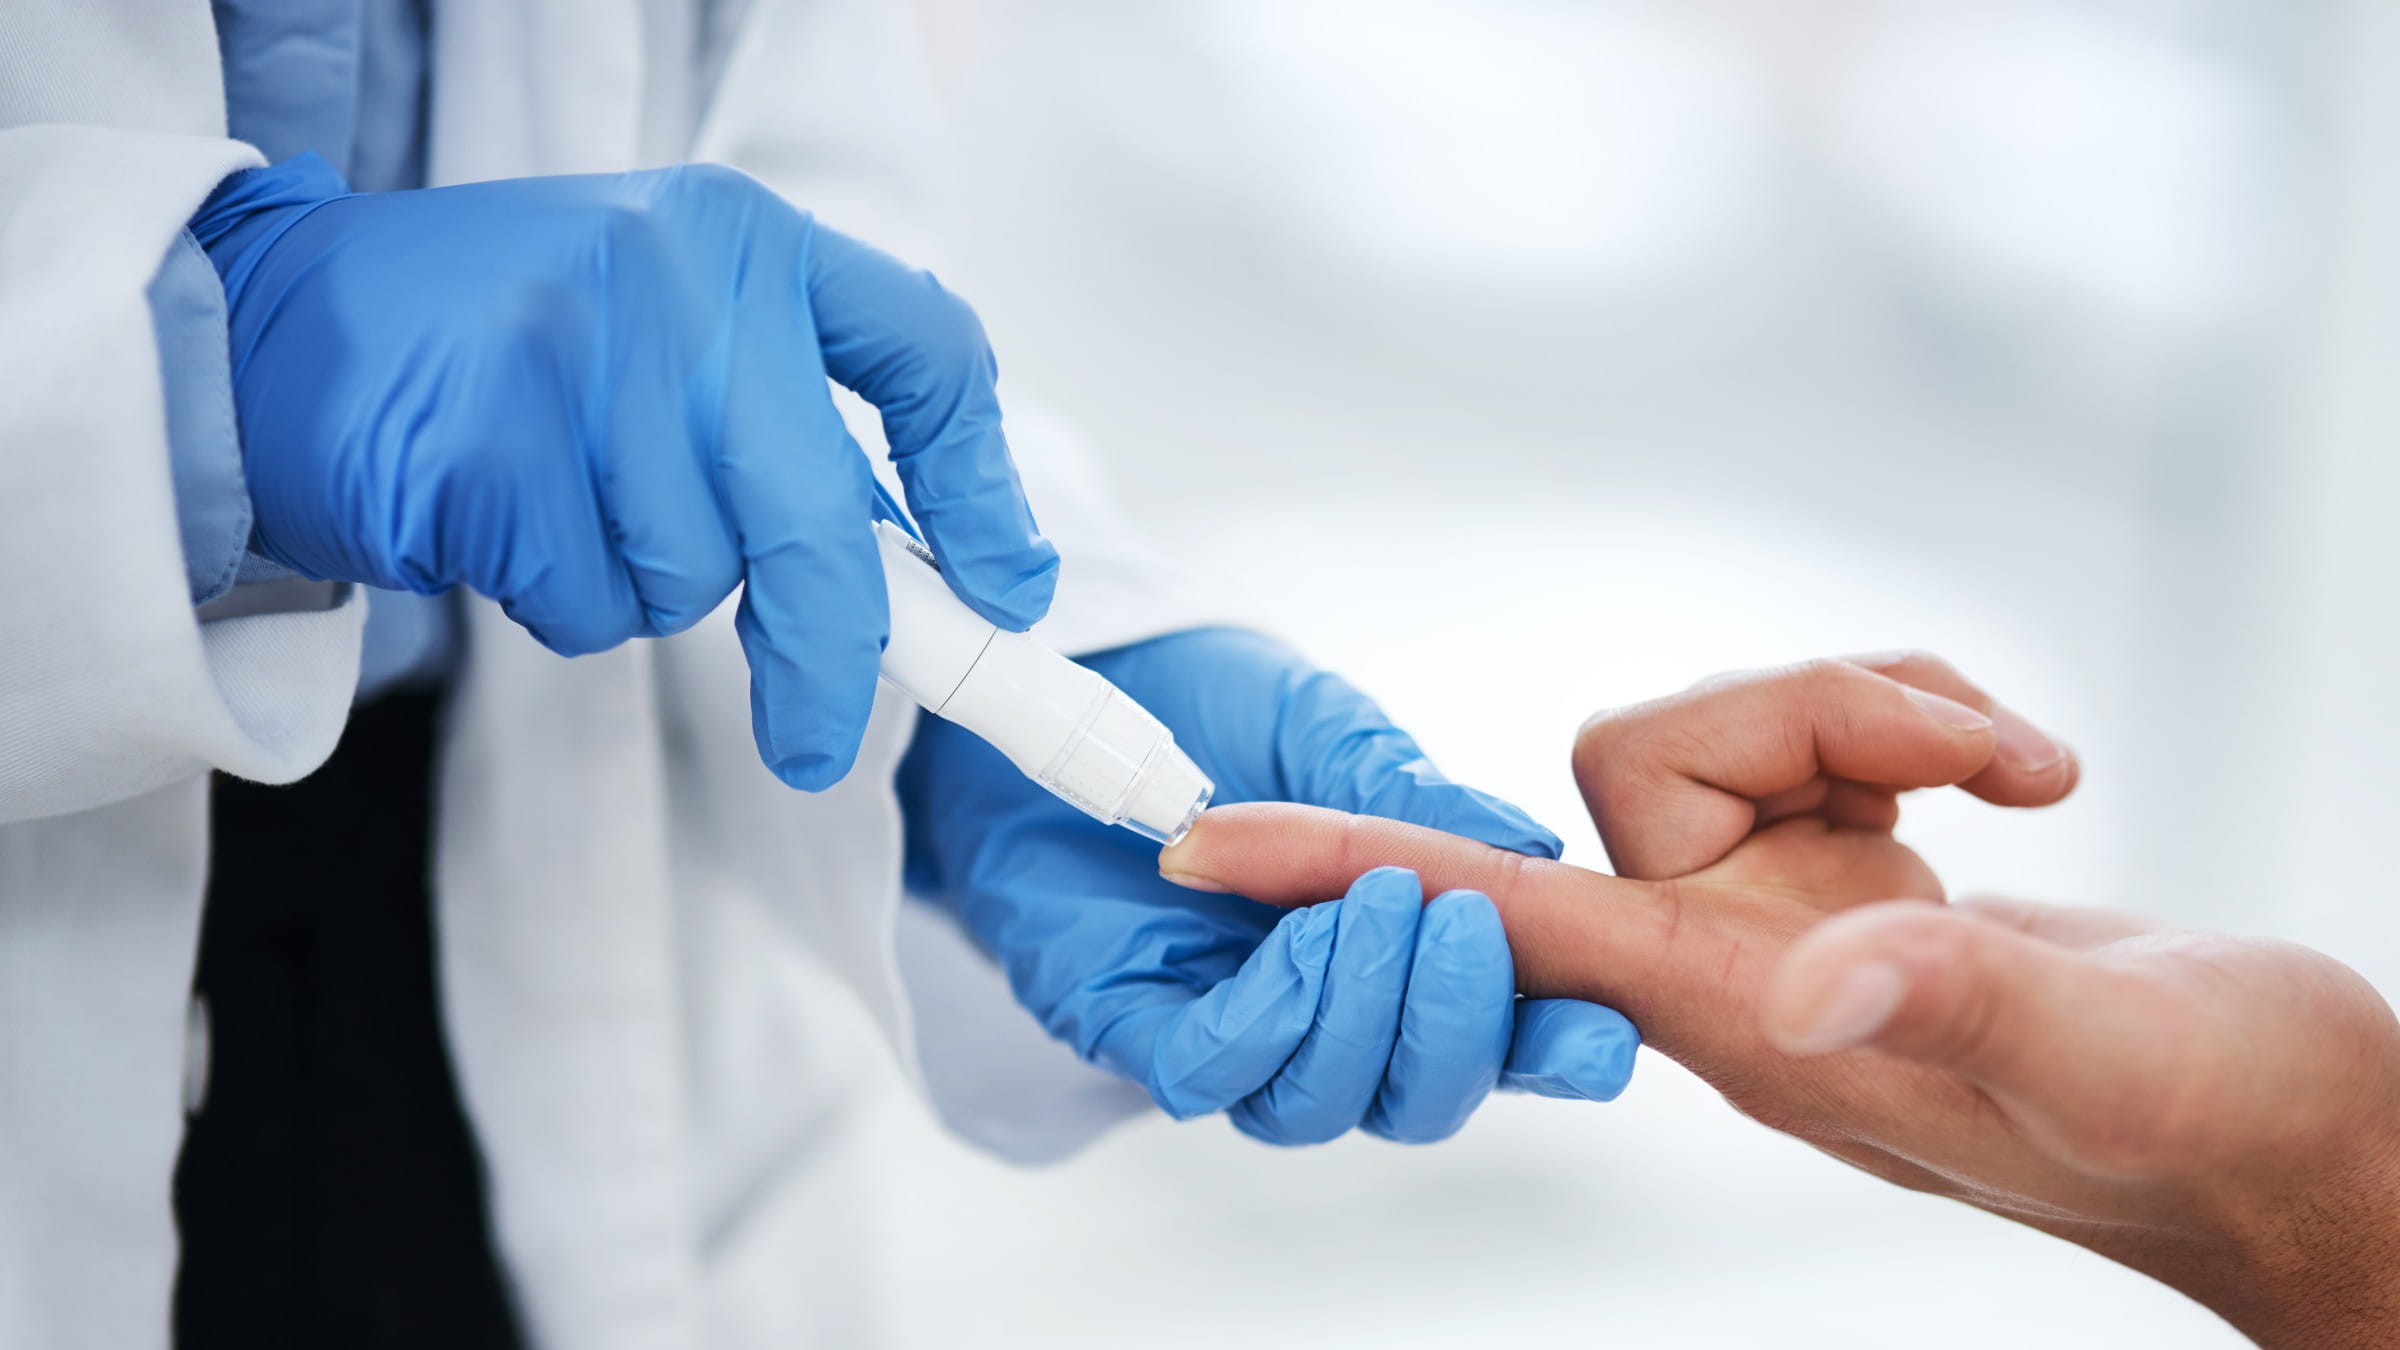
[899,628,1638,1145]
[189,153,1057,788]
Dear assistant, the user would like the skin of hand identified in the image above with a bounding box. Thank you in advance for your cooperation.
[1157,653,2400,1348]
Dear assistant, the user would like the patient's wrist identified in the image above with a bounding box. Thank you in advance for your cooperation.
[2084,1113,2400,1348]
[2202,1124,2400,1348]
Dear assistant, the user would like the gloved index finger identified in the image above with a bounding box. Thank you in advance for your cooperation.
[716,237,892,790]
[1269,663,1562,860]
[802,222,1058,632]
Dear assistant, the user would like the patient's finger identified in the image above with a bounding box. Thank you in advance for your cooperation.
[1163,803,1543,909]
[1754,780,1903,833]
[1575,657,2075,879]
[1846,651,2079,808]
[1158,803,1753,1055]
[1574,659,2001,878]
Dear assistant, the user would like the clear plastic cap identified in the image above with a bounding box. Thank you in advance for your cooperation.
[1115,742,1213,845]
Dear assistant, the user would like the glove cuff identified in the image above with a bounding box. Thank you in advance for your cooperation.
[186,151,353,290]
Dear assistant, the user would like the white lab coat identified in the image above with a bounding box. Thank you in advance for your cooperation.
[0,2,1217,1346]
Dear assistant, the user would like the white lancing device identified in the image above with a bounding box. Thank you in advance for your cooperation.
[874,520,1213,845]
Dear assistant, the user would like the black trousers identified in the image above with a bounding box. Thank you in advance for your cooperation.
[174,691,521,1350]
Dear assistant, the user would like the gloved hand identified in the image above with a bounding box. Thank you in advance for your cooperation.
[899,628,1637,1145]
[190,153,1057,788]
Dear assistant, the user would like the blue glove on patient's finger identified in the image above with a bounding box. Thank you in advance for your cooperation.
[899,627,1639,1147]
[191,154,1056,789]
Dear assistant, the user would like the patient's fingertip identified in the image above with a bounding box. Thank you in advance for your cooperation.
[1990,706,2070,776]
[1158,802,1369,899]
[1155,805,1258,888]
[1966,734,2081,808]
[2054,749,2083,798]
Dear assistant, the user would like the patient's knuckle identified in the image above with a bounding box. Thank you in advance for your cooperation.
[1651,879,1694,948]
[1484,845,1530,902]
[1570,710,1626,786]
[1847,647,1943,678]
[1584,735,1688,827]
[1564,711,1641,802]
[1795,655,1874,705]
[1334,808,1373,876]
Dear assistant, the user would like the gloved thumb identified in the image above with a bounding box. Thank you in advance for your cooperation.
[1762,901,2170,1157]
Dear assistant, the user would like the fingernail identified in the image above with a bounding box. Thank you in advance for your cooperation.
[1903,686,1992,732]
[1779,959,1908,1054]
[1157,840,1232,893]
[1159,869,1232,894]
[1992,707,2069,775]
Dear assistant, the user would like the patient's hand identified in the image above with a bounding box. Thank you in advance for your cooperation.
[1159,654,2400,1349]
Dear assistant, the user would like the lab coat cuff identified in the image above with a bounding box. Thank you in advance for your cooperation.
[146,229,254,605]
[895,894,1154,1164]
[0,125,364,823]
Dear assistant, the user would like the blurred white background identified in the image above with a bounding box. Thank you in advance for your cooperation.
[838,1,2400,1344]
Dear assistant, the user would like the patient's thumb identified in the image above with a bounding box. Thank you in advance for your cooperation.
[1762,901,2132,1123]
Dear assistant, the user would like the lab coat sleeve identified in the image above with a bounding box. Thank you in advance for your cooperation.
[0,124,365,825]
